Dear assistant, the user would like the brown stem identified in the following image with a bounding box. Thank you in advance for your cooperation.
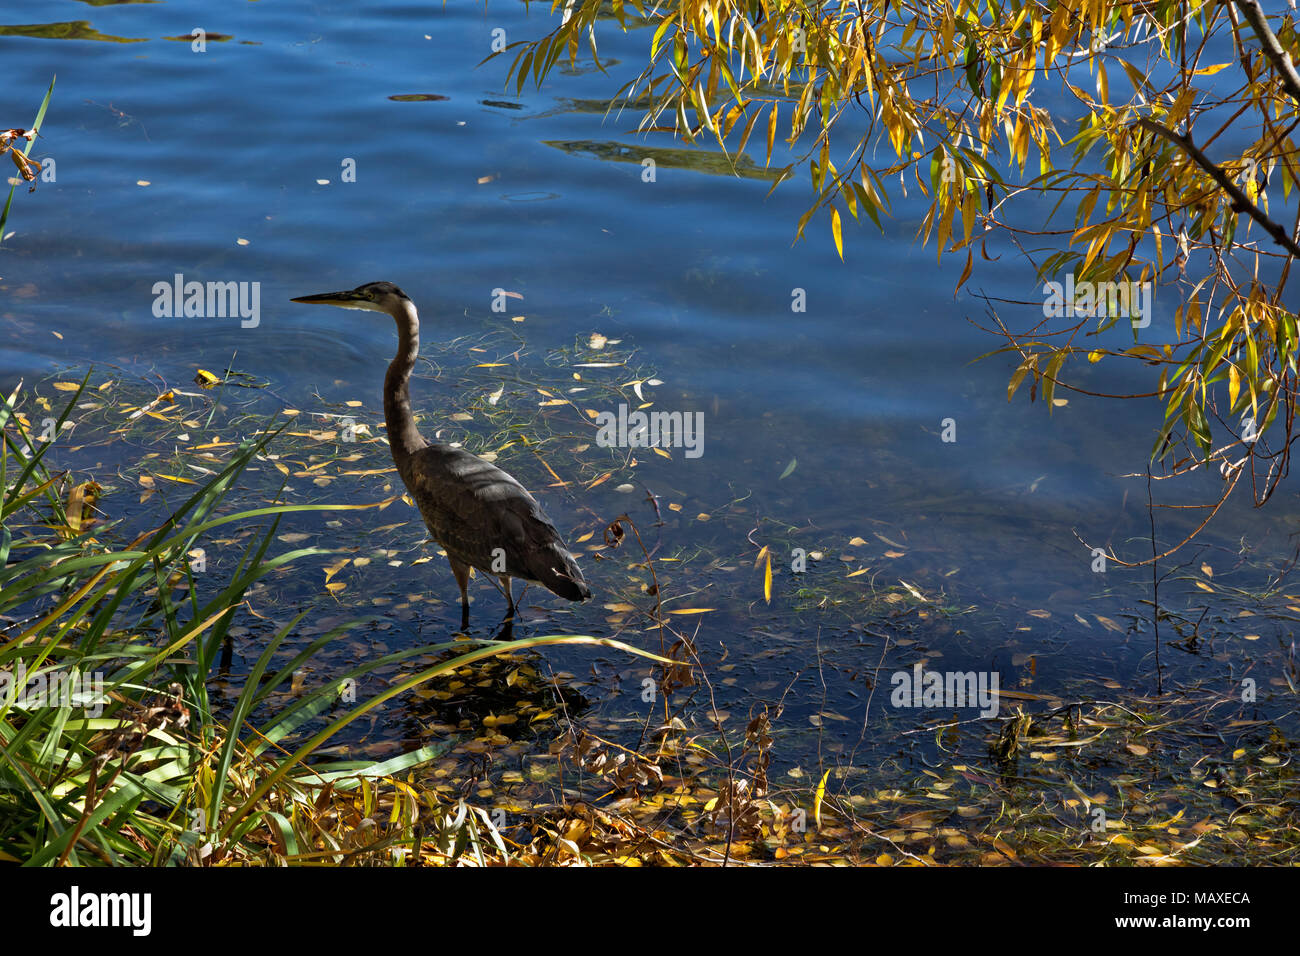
[1235,0,1300,104]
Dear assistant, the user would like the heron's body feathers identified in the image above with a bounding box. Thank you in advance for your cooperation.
[402,442,591,602]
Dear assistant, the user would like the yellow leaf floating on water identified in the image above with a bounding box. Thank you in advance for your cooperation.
[813,769,831,829]
[64,481,101,534]
[763,551,772,603]
[194,369,221,389]
[669,608,714,615]
[52,381,80,392]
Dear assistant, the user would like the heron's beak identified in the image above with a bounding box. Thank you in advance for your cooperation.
[290,290,372,309]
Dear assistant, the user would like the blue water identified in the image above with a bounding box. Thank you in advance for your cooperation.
[3,1,1296,735]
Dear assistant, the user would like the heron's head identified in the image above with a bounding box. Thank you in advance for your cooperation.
[291,281,412,316]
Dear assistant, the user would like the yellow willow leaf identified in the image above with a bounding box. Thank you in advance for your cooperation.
[764,551,772,603]
[324,558,351,584]
[1014,118,1030,170]
[668,608,714,615]
[766,101,778,163]
[936,194,956,259]
[886,101,907,156]
[64,481,100,534]
[955,248,973,294]
[813,769,831,829]
[1045,4,1067,64]
[962,188,978,246]
[1096,60,1108,104]
[1228,362,1241,410]
[831,206,843,260]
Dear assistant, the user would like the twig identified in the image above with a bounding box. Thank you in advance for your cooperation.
[1134,117,1300,258]
[1235,1,1300,104]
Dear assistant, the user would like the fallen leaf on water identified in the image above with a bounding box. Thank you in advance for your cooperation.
[813,769,831,829]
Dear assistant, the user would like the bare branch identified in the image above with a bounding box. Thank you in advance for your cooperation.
[1235,0,1300,104]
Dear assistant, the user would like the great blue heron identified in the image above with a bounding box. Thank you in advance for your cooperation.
[291,281,591,632]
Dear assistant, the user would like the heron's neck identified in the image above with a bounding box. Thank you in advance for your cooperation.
[384,298,427,472]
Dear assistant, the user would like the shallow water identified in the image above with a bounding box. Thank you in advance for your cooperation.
[3,2,1297,767]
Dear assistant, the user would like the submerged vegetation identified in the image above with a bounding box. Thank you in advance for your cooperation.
[2,318,1296,864]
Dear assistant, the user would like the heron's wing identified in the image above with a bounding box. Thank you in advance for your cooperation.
[403,444,590,601]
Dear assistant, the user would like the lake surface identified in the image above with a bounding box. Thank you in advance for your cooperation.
[3,2,1297,772]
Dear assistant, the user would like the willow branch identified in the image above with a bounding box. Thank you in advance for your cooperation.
[1134,117,1300,259]
[1235,0,1300,104]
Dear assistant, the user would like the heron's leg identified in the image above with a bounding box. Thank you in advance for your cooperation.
[447,555,472,630]
[500,576,515,619]
[491,576,516,640]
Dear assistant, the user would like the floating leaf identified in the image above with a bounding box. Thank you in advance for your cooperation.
[813,769,831,828]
